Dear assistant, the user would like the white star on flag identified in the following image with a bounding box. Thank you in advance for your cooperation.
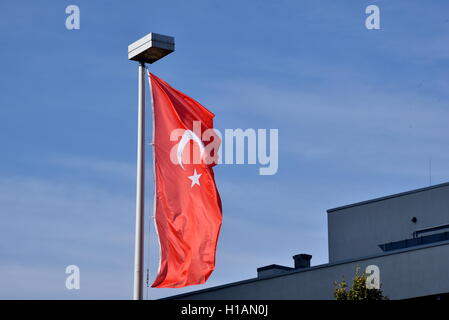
[188,169,202,187]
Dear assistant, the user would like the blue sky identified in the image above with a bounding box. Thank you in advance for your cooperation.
[1,0,449,299]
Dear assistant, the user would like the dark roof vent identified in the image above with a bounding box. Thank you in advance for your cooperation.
[257,253,313,278]
[293,254,312,269]
[257,264,293,278]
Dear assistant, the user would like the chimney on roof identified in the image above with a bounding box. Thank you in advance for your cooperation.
[293,254,312,269]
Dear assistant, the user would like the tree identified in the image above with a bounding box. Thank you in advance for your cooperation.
[334,266,387,300]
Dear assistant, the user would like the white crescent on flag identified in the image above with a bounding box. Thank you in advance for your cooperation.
[176,130,205,169]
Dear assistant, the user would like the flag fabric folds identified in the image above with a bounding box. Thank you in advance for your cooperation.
[149,73,222,288]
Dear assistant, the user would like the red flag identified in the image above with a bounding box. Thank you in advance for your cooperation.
[149,73,222,288]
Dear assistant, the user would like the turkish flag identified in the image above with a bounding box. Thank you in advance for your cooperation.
[149,73,222,288]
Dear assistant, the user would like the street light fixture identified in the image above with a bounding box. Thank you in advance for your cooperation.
[128,32,174,300]
[128,33,175,64]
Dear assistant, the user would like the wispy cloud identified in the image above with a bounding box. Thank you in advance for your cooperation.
[45,155,135,181]
[0,174,135,299]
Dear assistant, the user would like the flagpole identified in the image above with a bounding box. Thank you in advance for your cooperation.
[133,61,145,300]
[128,32,174,300]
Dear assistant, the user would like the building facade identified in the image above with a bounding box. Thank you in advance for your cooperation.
[166,183,449,300]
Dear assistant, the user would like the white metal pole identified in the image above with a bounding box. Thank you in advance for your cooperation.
[133,62,145,300]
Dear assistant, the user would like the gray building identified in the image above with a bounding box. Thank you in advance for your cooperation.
[167,183,449,300]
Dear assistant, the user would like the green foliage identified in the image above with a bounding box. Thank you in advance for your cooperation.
[334,266,387,300]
